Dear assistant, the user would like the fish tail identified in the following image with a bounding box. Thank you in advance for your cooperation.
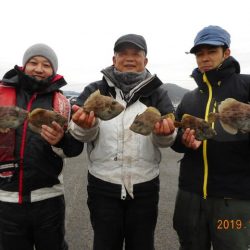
[218,98,237,112]
[207,113,217,123]
[173,121,182,128]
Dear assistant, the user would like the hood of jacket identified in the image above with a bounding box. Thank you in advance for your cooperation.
[1,65,67,94]
[191,56,240,91]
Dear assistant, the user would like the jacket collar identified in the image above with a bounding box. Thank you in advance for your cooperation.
[191,56,240,90]
[1,66,67,94]
[102,66,162,105]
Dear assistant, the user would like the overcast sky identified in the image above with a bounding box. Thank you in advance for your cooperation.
[1,0,250,92]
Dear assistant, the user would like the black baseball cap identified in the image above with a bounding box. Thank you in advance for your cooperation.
[114,34,147,55]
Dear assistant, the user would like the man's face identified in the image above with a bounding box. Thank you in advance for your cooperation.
[112,45,148,73]
[195,45,230,73]
[24,56,53,80]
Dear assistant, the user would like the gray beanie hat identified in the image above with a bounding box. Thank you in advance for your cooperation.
[22,43,58,73]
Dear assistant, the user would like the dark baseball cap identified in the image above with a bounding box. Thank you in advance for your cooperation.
[190,25,231,54]
[114,34,147,55]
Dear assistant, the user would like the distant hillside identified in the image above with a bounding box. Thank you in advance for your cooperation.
[165,83,189,105]
[63,90,80,98]
[63,83,189,105]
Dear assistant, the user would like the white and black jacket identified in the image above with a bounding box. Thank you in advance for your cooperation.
[69,70,176,199]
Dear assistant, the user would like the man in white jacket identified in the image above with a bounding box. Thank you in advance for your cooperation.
[69,34,176,250]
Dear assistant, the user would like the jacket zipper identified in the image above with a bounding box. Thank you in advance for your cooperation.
[202,73,213,199]
[18,93,37,204]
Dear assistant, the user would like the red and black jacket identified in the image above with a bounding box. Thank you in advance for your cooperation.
[0,66,83,203]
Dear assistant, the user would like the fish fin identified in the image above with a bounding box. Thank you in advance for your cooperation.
[162,113,175,121]
[29,108,44,116]
[82,90,101,108]
[91,89,101,97]
[218,98,237,113]
[92,89,101,95]
[207,112,217,123]
[219,121,238,135]
[182,114,191,119]
[146,107,161,115]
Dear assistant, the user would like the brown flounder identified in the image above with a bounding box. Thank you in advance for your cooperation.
[28,108,68,134]
[174,114,217,141]
[208,98,250,134]
[82,90,125,120]
[129,107,175,135]
[0,106,28,129]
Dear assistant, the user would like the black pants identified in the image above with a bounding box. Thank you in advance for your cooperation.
[87,191,159,250]
[173,189,250,250]
[0,195,68,250]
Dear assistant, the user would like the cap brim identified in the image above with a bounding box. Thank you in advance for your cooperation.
[190,41,225,53]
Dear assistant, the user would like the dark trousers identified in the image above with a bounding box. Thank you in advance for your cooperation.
[0,195,68,250]
[173,189,250,250]
[87,191,159,250]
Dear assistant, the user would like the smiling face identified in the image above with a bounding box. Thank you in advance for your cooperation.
[24,56,54,80]
[112,45,148,73]
[195,45,230,73]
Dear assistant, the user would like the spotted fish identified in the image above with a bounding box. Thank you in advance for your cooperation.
[0,106,28,129]
[82,90,125,120]
[208,98,250,134]
[28,108,68,134]
[129,106,175,135]
[174,114,217,140]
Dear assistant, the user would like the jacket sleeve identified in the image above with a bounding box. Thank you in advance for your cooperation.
[52,131,84,157]
[171,128,188,153]
[154,84,175,115]
[68,119,99,143]
[152,129,177,148]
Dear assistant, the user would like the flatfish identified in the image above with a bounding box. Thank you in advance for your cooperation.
[28,108,67,134]
[82,90,124,120]
[0,106,28,129]
[174,114,217,140]
[129,106,175,135]
[208,98,250,134]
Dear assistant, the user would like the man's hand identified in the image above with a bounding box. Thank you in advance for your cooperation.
[153,118,175,136]
[71,105,96,129]
[41,121,64,145]
[182,128,202,150]
[0,128,10,133]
